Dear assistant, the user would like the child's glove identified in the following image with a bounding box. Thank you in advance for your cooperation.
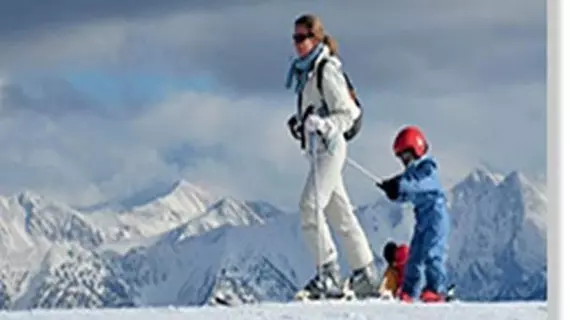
[376,175,401,201]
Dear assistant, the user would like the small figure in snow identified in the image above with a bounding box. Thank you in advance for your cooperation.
[285,13,379,300]
[378,241,409,300]
[376,126,451,303]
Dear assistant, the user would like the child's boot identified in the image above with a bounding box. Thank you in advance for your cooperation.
[420,290,446,303]
[398,291,413,303]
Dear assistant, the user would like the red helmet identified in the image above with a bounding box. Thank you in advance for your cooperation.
[392,126,429,158]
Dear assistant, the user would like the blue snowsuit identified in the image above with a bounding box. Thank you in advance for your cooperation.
[393,155,450,298]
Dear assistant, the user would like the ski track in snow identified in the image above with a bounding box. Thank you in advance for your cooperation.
[0,301,548,320]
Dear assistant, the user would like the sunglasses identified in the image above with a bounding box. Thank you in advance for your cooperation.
[292,33,314,44]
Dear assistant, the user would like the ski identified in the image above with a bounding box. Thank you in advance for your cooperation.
[293,288,356,302]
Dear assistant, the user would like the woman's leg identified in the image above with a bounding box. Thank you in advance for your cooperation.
[324,180,374,271]
[298,142,345,269]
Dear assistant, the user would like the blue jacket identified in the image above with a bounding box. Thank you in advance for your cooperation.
[394,155,448,231]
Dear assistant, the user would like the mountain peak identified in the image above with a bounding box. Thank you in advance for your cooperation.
[499,171,546,200]
[464,167,503,185]
[87,179,214,213]
[206,197,264,224]
[502,170,529,187]
[448,167,502,206]
[168,179,211,200]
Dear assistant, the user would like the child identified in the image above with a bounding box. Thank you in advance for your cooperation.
[378,241,409,300]
[375,125,451,303]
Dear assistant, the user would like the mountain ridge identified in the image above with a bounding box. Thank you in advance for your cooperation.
[0,167,547,310]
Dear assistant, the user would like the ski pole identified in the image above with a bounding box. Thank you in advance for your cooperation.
[345,156,384,183]
[301,145,384,184]
[308,131,325,299]
[305,128,384,184]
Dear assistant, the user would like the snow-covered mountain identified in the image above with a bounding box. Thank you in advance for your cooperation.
[448,171,547,301]
[82,180,221,241]
[0,180,272,255]
[0,191,105,255]
[0,168,547,310]
[12,243,134,309]
[0,180,287,309]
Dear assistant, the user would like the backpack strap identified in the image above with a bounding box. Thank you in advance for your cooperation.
[315,58,328,105]
[296,91,307,150]
[315,57,363,142]
[315,58,361,112]
[342,71,361,107]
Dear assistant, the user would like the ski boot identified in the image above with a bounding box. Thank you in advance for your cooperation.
[346,263,382,299]
[420,284,458,303]
[445,284,458,302]
[294,261,350,301]
[398,291,413,303]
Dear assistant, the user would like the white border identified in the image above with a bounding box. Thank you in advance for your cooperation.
[552,0,568,318]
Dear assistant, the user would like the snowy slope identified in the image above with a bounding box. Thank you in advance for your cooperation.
[0,301,549,320]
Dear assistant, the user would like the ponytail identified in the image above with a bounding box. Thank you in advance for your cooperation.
[323,34,338,56]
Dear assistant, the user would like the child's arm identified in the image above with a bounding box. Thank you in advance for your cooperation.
[398,159,442,196]
[376,159,441,202]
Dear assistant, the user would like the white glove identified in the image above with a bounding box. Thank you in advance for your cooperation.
[304,114,327,133]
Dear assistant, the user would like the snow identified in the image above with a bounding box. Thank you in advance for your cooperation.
[0,301,548,320]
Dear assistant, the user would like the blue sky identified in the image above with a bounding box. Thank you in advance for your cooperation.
[0,1,545,210]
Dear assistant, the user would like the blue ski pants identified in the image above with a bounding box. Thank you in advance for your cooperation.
[401,206,450,298]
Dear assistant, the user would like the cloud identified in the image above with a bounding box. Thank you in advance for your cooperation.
[0,77,101,117]
[0,1,546,211]
[0,1,263,42]
[0,1,545,94]
[0,78,531,211]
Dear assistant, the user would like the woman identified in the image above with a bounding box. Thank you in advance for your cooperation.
[285,13,379,299]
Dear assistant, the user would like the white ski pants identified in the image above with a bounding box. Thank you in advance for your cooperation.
[299,136,374,271]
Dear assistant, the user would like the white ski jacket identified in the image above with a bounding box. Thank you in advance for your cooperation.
[296,46,361,148]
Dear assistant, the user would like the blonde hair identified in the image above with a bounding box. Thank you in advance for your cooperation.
[294,14,338,56]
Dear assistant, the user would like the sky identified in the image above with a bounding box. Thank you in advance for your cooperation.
[0,0,546,211]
